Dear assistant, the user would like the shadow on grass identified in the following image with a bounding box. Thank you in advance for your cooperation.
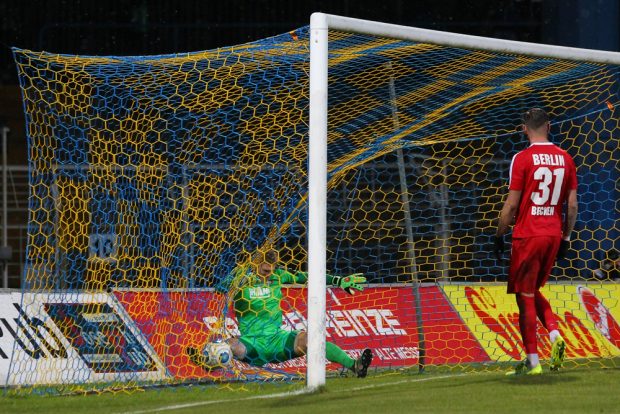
[500,372,580,386]
[381,370,581,390]
[418,374,507,390]
[267,390,351,408]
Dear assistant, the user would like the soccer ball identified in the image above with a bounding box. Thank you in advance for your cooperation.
[202,341,233,367]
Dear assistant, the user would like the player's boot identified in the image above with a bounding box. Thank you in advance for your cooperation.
[352,348,373,378]
[550,335,566,371]
[505,359,543,376]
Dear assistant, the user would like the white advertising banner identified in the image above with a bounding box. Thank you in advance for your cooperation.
[0,291,167,387]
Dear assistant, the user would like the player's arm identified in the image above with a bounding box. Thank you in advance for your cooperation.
[496,190,521,237]
[563,188,578,238]
[329,273,366,295]
[273,269,366,295]
[494,151,525,260]
[494,189,521,259]
[557,188,578,259]
[557,157,579,260]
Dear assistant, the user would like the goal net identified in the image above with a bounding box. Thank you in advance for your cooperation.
[8,14,620,393]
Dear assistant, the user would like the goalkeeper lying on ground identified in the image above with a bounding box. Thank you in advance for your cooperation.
[189,249,373,377]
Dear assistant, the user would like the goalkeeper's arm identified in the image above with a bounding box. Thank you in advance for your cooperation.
[329,273,366,295]
[275,269,366,295]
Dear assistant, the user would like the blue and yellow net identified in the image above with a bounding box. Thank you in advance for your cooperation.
[10,27,619,393]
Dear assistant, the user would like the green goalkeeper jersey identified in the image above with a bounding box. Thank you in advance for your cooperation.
[233,268,336,337]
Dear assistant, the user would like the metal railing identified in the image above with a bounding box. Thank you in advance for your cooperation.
[2,164,29,288]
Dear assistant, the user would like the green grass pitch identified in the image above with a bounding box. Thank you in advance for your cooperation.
[4,364,620,414]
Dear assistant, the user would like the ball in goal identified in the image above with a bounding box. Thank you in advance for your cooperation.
[202,341,233,367]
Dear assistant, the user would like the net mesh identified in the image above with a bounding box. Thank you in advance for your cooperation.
[10,26,620,393]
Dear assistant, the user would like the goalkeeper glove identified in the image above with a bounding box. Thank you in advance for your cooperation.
[332,273,366,295]
[557,239,569,260]
[493,235,505,260]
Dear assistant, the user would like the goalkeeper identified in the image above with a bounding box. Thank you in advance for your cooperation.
[195,249,373,377]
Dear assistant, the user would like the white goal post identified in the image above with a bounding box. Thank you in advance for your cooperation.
[307,12,620,390]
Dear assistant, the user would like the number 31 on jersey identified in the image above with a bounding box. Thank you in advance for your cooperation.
[531,166,564,215]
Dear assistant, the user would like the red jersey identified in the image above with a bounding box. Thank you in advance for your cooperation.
[509,142,577,239]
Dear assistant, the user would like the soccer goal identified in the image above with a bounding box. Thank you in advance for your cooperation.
[7,13,620,394]
[305,13,620,389]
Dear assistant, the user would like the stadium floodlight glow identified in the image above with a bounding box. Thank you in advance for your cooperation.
[307,12,620,390]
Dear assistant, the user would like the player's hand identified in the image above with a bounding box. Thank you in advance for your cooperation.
[334,273,366,295]
[557,239,570,260]
[493,235,505,260]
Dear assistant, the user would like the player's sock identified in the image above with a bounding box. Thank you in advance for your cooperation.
[527,353,540,367]
[326,341,355,369]
[516,293,538,359]
[534,291,558,335]
[549,329,560,344]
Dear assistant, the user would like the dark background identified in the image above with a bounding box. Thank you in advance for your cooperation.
[0,0,618,287]
[2,0,620,83]
[1,0,619,161]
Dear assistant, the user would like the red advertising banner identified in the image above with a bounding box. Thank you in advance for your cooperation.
[114,285,486,379]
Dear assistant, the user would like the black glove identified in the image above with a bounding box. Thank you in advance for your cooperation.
[557,239,570,260]
[494,235,505,260]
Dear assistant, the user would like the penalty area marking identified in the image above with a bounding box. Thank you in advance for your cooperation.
[120,374,465,414]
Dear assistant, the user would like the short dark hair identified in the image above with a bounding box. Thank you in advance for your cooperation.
[523,108,549,130]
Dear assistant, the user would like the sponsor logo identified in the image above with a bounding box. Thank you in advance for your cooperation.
[266,347,419,369]
[0,293,167,386]
[463,286,606,359]
[0,303,68,360]
[203,308,406,339]
[45,302,158,373]
[578,286,620,349]
[248,287,271,299]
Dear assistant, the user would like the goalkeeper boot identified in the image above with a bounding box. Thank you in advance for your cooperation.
[550,335,566,371]
[353,348,373,378]
[505,359,543,376]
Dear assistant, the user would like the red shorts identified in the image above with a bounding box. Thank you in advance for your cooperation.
[508,236,561,294]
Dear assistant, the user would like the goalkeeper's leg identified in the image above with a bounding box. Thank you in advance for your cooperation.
[295,332,373,377]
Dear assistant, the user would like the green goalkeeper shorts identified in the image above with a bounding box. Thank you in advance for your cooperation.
[238,330,299,366]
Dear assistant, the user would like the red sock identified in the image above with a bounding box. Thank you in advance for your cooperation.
[535,291,558,332]
[516,294,538,355]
